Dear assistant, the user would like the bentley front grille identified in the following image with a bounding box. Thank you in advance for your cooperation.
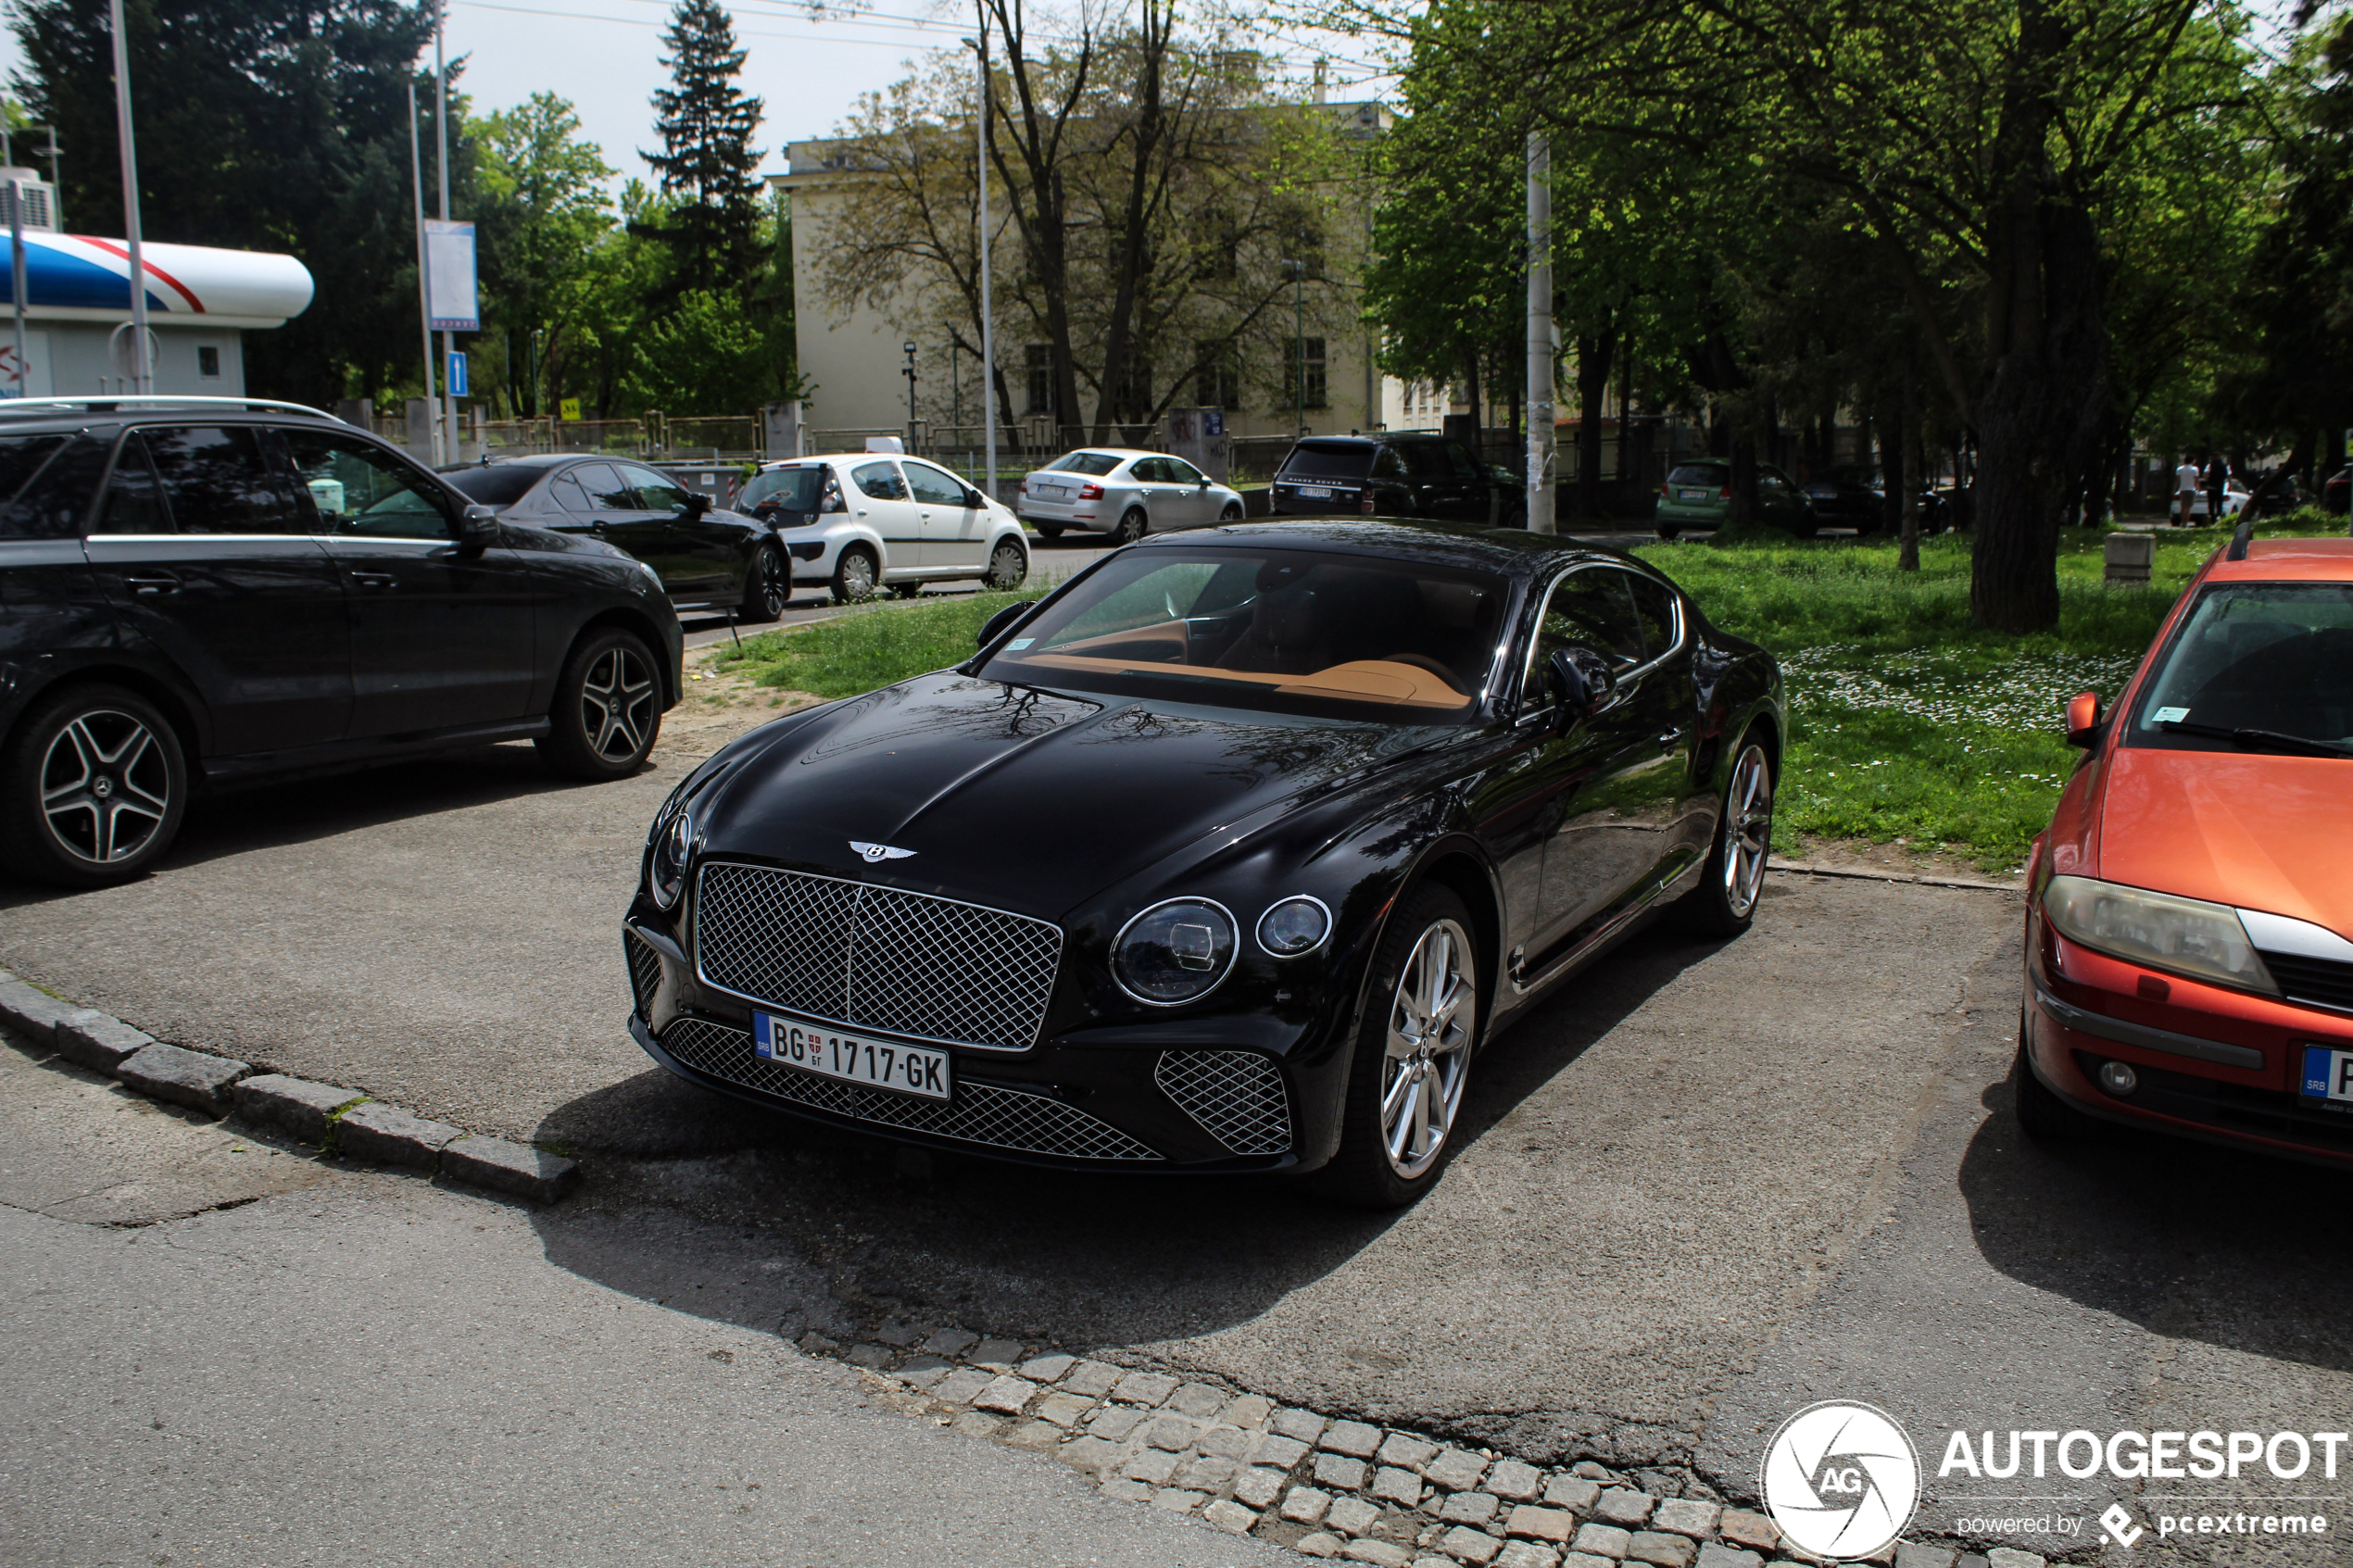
[1154,1048,1293,1156]
[660,1016,1159,1161]
[694,861,1062,1052]
[623,929,664,1021]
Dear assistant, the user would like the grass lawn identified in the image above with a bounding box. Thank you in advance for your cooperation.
[709,518,2346,872]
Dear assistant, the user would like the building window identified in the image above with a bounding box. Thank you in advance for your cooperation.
[1194,341,1241,411]
[197,345,221,381]
[1024,344,1054,418]
[1279,337,1327,411]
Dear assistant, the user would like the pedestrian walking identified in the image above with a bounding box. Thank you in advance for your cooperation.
[2174,455,2202,527]
[2205,454,2229,528]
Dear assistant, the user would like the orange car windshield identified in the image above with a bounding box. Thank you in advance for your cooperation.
[980,548,1509,722]
[2131,583,2353,756]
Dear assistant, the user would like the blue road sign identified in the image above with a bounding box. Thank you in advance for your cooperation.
[447,351,469,396]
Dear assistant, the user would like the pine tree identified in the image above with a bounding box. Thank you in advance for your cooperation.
[637,0,765,300]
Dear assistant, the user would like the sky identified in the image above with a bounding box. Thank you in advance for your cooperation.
[0,0,1395,200]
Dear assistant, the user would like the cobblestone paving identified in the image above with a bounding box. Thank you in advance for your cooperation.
[797,1323,2038,1568]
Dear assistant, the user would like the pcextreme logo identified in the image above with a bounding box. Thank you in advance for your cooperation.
[1760,1400,1922,1560]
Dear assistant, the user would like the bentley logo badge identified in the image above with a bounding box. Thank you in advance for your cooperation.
[850,841,916,863]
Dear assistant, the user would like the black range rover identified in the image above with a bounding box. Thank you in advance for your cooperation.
[0,395,683,885]
[1267,433,1525,528]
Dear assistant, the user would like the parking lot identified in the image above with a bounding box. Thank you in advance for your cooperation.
[0,632,2346,1564]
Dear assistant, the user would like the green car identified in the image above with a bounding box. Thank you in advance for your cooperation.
[1653,460,1818,539]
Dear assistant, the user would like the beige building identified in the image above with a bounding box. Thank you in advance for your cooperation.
[772,96,1416,466]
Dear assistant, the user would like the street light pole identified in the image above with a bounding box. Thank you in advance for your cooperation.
[902,340,918,444]
[963,31,997,501]
[107,0,150,395]
[408,82,440,465]
[435,8,456,461]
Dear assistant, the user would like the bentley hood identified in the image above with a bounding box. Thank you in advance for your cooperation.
[690,672,1446,917]
[2097,746,2353,941]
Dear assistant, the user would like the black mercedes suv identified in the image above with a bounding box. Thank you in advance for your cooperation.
[1266,433,1525,527]
[0,396,683,886]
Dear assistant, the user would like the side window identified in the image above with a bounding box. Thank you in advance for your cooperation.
[280,431,450,539]
[96,433,169,535]
[622,464,691,512]
[1132,458,1171,483]
[571,462,635,508]
[0,433,100,538]
[1444,442,1480,481]
[1164,457,1204,485]
[903,462,970,508]
[548,470,596,512]
[141,426,300,534]
[1370,447,1409,482]
[850,461,909,501]
[1525,569,1646,696]
[1628,576,1680,659]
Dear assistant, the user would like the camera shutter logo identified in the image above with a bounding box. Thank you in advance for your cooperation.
[1759,1400,1920,1559]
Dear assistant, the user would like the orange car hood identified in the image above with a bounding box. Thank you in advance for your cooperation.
[2098,747,2353,940]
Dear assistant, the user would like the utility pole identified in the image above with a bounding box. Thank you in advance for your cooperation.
[1526,131,1555,533]
[902,340,918,443]
[9,178,27,398]
[435,11,455,462]
[107,0,150,395]
[408,82,440,464]
[963,30,997,500]
[1281,259,1305,435]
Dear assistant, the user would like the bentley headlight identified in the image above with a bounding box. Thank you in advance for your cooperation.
[1256,896,1331,958]
[1114,897,1238,1005]
[646,804,695,910]
[2043,874,2277,994]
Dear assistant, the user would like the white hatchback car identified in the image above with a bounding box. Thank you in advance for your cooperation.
[1017,448,1246,544]
[739,454,1031,604]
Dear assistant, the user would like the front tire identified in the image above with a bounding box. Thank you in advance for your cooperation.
[1655,524,1681,540]
[1114,508,1148,545]
[740,543,788,622]
[536,628,661,782]
[0,684,187,886]
[1032,521,1064,539]
[1219,503,1243,524]
[830,546,879,604]
[1681,735,1772,936]
[985,538,1028,590]
[1319,885,1481,1209]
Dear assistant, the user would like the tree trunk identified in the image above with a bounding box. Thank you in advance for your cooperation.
[1875,384,1906,533]
[1727,437,1759,530]
[1899,360,1922,571]
[1576,330,1615,521]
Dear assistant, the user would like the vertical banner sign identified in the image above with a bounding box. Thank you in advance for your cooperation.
[447,351,469,396]
[423,219,479,332]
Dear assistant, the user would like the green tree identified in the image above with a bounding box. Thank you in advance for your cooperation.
[638,0,766,301]
[8,0,438,403]
[472,92,617,417]
[621,287,774,412]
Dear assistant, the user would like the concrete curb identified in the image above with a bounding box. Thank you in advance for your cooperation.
[1770,860,2022,894]
[0,972,577,1204]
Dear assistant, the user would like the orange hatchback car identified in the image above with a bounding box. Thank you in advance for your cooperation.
[2020,528,2353,1162]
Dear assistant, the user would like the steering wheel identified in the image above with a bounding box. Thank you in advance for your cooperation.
[1380,652,1467,695]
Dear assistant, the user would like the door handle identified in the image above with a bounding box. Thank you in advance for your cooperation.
[351,571,397,591]
[591,521,607,534]
[124,572,181,596]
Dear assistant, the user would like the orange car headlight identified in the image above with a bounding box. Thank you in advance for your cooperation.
[2043,874,2279,995]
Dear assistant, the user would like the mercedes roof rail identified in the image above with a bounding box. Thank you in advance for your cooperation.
[0,395,347,422]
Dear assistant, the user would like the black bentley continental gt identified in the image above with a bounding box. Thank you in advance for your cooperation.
[622,521,1782,1205]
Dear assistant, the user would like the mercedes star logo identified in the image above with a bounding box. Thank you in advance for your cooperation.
[850,841,916,863]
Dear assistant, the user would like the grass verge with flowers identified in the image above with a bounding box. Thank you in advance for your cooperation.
[1634,519,2344,871]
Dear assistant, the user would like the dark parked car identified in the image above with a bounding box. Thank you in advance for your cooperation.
[621,521,1781,1206]
[446,453,790,621]
[1268,434,1525,528]
[1801,465,1949,533]
[1653,461,1815,537]
[0,395,682,886]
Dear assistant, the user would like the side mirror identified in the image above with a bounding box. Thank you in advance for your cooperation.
[1197,477,1209,489]
[458,504,498,554]
[976,599,1038,649]
[680,492,711,520]
[2064,689,2104,748]
[965,487,988,509]
[1543,645,1614,727]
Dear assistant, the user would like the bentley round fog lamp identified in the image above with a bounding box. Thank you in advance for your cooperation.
[648,808,694,910]
[2097,1060,2138,1098]
[1256,896,1331,958]
[1114,897,1238,1005]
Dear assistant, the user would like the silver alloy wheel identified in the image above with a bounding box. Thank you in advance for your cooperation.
[837,550,876,599]
[757,546,788,617]
[1380,914,1477,1179]
[581,646,657,761]
[1117,509,1147,544]
[986,540,1026,589]
[41,709,170,864]
[1721,743,1773,917]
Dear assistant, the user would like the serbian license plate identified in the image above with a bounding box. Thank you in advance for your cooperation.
[1035,483,1068,497]
[754,1010,951,1100]
[2299,1046,2353,1109]
[1295,484,1333,498]
[1678,488,1710,501]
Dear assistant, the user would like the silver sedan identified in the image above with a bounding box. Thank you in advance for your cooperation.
[1015,447,1246,544]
